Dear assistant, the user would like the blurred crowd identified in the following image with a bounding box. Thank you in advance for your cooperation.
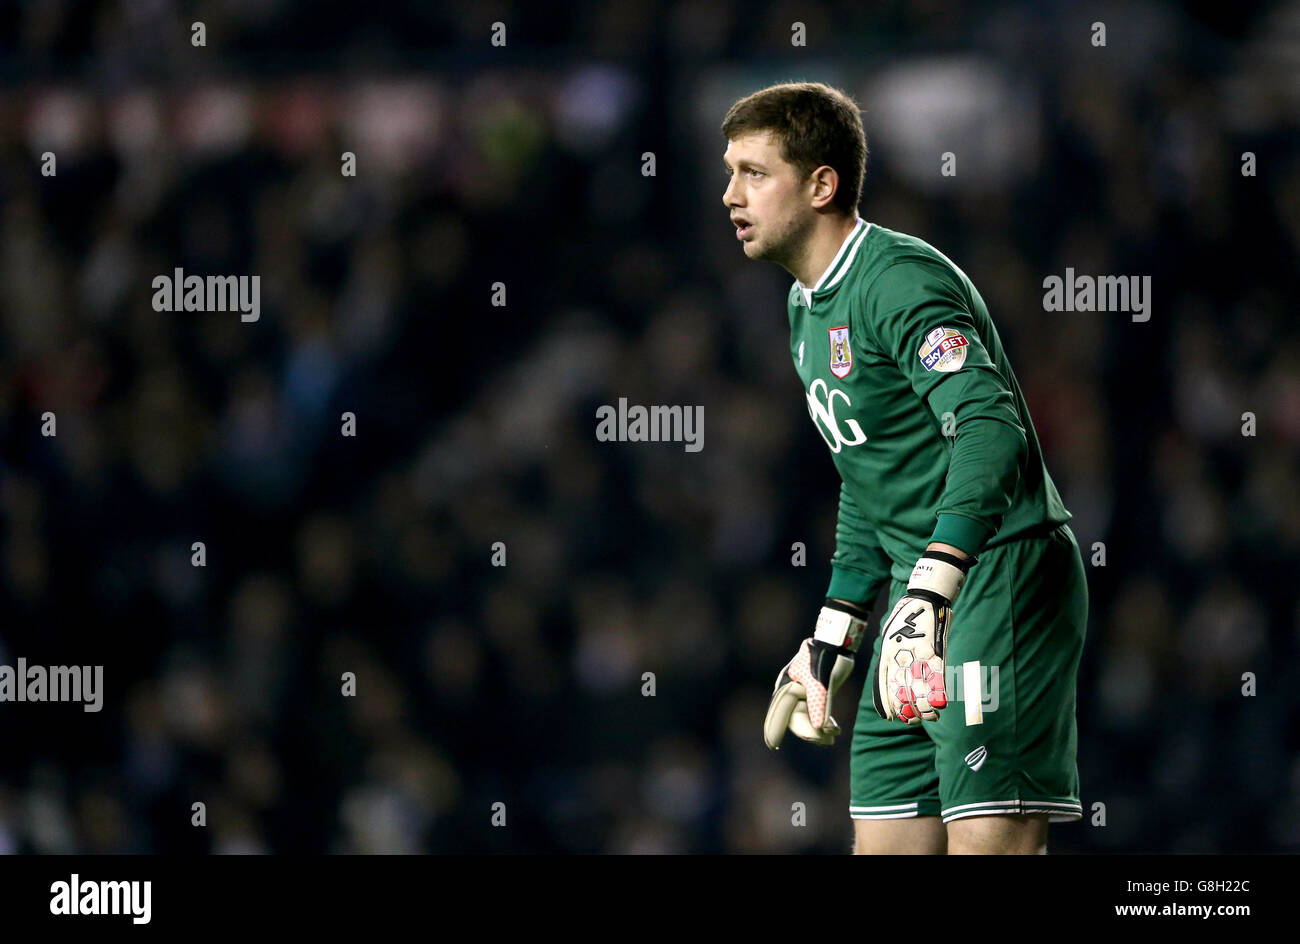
[0,0,1298,853]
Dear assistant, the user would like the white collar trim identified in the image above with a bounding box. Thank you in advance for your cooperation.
[798,217,869,293]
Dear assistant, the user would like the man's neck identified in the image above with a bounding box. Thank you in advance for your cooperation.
[790,213,859,289]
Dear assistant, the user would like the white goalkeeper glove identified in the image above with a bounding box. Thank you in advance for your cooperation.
[874,550,975,724]
[763,600,871,749]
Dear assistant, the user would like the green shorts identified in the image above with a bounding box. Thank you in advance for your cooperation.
[849,523,1088,825]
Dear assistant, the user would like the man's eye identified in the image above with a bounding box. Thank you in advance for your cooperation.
[748,169,763,178]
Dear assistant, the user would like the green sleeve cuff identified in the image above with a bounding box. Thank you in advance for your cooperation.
[929,514,994,556]
[826,565,885,606]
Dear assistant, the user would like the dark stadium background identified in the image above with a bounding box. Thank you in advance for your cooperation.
[0,1,1296,854]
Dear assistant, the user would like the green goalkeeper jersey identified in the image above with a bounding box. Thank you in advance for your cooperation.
[787,218,1071,605]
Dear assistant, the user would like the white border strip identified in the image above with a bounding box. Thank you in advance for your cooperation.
[963,661,983,726]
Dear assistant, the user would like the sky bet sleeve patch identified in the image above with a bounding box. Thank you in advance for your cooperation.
[918,325,969,372]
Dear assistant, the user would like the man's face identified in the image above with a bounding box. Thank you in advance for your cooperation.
[722,130,814,266]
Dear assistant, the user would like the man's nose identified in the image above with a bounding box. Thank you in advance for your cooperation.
[723,178,740,208]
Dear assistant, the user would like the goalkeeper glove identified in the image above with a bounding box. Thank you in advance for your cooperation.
[874,549,976,724]
[763,599,870,749]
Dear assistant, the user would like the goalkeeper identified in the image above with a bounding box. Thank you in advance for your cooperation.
[722,82,1088,855]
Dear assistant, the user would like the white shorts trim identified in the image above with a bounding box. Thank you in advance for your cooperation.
[1020,800,1082,809]
[1022,801,1083,824]
[851,798,1083,823]
[850,810,920,820]
[942,807,1024,822]
[941,811,1019,826]
[941,798,1083,824]
[941,799,1021,816]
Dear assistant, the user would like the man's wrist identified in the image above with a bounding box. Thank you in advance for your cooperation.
[925,541,970,560]
[814,600,870,652]
[825,597,870,616]
[908,549,975,602]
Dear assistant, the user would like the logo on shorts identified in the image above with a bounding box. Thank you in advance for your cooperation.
[964,745,988,772]
[829,326,852,378]
[919,326,969,372]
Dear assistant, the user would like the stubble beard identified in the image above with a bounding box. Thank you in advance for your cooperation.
[751,209,814,277]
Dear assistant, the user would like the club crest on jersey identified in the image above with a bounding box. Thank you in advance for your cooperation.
[828,326,852,378]
[919,326,969,373]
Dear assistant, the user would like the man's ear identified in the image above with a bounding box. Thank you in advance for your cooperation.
[808,164,840,210]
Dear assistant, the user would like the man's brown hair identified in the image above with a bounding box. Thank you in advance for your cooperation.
[721,81,867,217]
